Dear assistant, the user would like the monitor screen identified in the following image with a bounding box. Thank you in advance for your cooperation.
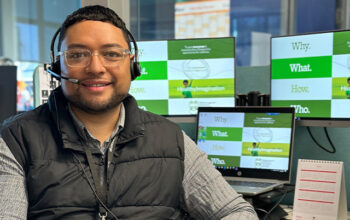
[130,37,235,116]
[271,30,350,125]
[0,66,17,123]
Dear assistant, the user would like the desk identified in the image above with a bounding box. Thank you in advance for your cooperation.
[246,186,349,220]
[279,205,292,220]
[279,205,350,220]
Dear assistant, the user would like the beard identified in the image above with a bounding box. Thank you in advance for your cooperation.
[64,87,128,114]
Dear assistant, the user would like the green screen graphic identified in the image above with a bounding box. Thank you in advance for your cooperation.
[168,79,234,98]
[271,56,332,79]
[198,127,242,141]
[271,100,331,117]
[136,100,169,115]
[241,142,290,157]
[332,77,350,99]
[333,31,350,55]
[244,113,292,128]
[207,155,240,168]
[137,61,168,80]
[168,38,234,60]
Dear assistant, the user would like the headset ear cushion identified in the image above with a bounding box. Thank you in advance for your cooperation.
[51,61,61,75]
[134,62,141,79]
[131,61,141,80]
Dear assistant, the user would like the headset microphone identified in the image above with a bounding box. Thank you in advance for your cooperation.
[44,63,80,84]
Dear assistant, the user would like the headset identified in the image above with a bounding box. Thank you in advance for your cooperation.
[45,25,141,84]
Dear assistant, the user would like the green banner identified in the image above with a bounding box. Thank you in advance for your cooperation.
[241,142,290,157]
[271,56,332,79]
[200,127,242,141]
[271,100,331,118]
[137,61,168,80]
[244,113,293,128]
[168,38,235,60]
[332,77,350,99]
[333,31,350,55]
[207,155,241,168]
[168,78,234,98]
[136,100,168,115]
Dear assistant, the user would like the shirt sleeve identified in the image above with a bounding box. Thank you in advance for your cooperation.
[0,137,28,219]
[182,131,258,220]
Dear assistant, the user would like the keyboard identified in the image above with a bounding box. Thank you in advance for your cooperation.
[227,180,275,188]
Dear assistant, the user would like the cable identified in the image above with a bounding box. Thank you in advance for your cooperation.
[263,190,288,220]
[324,127,336,153]
[72,153,119,220]
[254,208,270,220]
[306,126,336,153]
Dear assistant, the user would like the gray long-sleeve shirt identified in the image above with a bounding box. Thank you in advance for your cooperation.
[0,105,258,220]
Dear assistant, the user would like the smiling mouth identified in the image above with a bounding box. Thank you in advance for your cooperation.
[83,83,110,87]
[80,79,113,87]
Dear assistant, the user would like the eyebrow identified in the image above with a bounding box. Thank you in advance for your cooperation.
[67,43,127,50]
[67,44,88,50]
[101,43,125,49]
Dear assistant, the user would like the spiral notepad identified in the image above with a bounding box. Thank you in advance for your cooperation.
[293,159,347,220]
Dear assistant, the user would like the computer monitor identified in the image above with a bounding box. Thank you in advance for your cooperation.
[130,37,236,118]
[0,66,17,123]
[271,30,350,127]
[195,106,295,181]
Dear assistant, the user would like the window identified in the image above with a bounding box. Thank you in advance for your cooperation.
[0,0,80,111]
[129,0,342,67]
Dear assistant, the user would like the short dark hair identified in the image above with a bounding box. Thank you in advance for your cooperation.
[347,77,350,82]
[183,80,189,84]
[57,5,131,51]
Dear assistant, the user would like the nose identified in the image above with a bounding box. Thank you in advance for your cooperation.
[86,52,106,74]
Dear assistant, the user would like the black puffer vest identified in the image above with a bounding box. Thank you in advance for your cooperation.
[1,88,186,219]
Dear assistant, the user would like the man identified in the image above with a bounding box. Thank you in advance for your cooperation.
[346,77,350,98]
[251,142,260,156]
[182,79,193,98]
[0,5,258,219]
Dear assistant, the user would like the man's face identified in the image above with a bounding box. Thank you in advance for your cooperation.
[59,20,133,113]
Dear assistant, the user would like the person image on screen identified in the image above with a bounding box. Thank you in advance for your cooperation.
[182,79,193,98]
[0,5,258,220]
[346,77,350,99]
[251,142,260,156]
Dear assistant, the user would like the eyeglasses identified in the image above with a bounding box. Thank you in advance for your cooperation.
[58,47,131,67]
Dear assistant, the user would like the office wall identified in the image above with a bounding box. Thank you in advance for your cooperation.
[179,65,350,210]
[285,125,350,209]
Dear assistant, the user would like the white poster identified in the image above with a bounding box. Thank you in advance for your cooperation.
[175,0,230,39]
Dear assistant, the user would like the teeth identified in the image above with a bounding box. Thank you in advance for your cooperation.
[88,84,106,87]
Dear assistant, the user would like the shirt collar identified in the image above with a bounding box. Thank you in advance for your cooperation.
[68,104,125,144]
